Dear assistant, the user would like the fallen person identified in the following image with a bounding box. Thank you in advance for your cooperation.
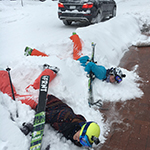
[78,55,126,83]
[24,47,126,84]
[0,66,101,148]
[24,33,126,83]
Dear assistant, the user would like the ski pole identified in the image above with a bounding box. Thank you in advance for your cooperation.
[6,67,15,100]
[91,42,96,62]
[6,67,18,117]
[88,43,104,108]
[21,0,23,7]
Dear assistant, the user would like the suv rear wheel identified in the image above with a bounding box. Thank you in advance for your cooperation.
[91,9,103,24]
[111,7,116,18]
[63,20,72,25]
[96,9,103,23]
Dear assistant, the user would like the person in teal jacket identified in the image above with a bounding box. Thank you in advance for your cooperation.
[78,56,126,83]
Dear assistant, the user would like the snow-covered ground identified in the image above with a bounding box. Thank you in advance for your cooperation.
[0,0,150,149]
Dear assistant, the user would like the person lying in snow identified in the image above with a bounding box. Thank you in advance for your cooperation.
[78,56,126,83]
[0,66,100,148]
[36,94,100,147]
[24,33,126,84]
[69,33,126,83]
[24,46,126,84]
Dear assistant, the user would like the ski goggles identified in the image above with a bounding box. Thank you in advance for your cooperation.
[79,122,92,147]
[79,134,92,147]
[115,75,122,83]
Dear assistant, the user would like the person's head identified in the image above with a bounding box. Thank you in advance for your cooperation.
[76,122,100,147]
[108,67,126,83]
[109,75,116,83]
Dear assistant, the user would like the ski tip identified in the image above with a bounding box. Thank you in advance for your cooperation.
[91,42,96,46]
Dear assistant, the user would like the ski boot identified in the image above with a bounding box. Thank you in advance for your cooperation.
[24,47,33,56]
[43,64,60,74]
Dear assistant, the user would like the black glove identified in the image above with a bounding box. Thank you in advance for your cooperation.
[20,122,33,135]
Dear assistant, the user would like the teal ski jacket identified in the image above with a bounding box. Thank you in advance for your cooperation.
[78,56,107,80]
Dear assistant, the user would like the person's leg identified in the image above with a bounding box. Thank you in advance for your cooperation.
[18,95,37,109]
[31,49,48,57]
[0,70,17,99]
[70,33,83,60]
[24,47,48,57]
[20,68,59,109]
[26,69,57,91]
[0,70,38,109]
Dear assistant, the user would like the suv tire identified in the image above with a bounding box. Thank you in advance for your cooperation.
[63,20,72,25]
[91,9,103,24]
[111,7,116,18]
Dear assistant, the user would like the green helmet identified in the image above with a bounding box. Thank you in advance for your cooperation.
[80,122,100,144]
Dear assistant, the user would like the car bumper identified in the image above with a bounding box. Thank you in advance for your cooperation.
[58,10,93,22]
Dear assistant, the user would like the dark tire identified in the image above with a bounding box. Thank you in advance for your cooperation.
[111,7,116,18]
[63,20,72,25]
[96,9,103,22]
[91,9,103,24]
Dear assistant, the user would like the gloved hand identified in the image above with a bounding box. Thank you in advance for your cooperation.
[20,122,33,135]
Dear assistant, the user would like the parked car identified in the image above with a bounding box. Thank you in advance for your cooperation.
[58,0,117,25]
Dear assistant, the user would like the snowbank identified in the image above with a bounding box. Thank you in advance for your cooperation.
[77,15,141,66]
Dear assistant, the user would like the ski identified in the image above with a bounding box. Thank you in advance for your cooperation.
[29,75,50,150]
[88,43,107,110]
[88,43,98,107]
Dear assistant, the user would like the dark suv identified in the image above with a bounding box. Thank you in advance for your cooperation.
[58,0,116,25]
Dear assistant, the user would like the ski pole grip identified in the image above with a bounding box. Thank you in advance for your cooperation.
[6,67,11,72]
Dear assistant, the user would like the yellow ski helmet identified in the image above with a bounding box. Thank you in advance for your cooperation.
[79,122,100,147]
